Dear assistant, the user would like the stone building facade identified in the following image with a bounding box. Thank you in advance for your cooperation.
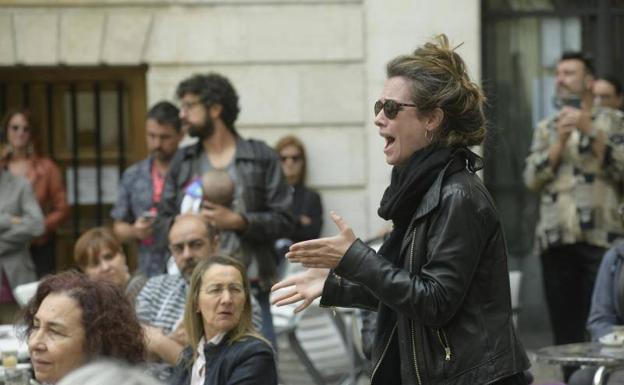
[0,0,480,238]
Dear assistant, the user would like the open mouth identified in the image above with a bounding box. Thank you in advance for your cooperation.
[382,134,395,152]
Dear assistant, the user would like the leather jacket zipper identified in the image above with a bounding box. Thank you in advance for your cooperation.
[370,323,397,385]
[410,320,424,385]
[437,328,452,361]
[408,229,423,385]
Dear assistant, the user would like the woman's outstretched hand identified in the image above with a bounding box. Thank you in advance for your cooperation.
[271,268,330,313]
[286,212,356,269]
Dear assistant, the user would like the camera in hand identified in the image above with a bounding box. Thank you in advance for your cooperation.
[553,96,582,109]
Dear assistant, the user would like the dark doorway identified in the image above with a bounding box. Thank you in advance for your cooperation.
[0,66,148,271]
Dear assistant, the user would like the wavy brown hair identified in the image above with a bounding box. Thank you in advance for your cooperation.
[275,135,308,183]
[22,271,145,364]
[73,227,123,270]
[386,34,487,147]
[184,255,268,362]
[0,108,40,154]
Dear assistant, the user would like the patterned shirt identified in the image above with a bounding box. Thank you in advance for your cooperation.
[111,157,169,277]
[524,106,624,250]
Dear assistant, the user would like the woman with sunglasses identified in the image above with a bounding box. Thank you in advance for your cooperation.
[272,34,530,385]
[275,135,323,244]
[1,108,70,278]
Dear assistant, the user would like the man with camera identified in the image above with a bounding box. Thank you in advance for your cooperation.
[111,101,183,277]
[524,51,624,381]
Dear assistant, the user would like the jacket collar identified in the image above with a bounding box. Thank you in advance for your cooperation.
[138,156,153,174]
[181,135,254,161]
[234,136,256,160]
[398,160,458,257]
[615,240,624,260]
[412,160,455,222]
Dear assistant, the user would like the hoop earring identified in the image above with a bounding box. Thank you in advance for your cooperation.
[424,130,433,144]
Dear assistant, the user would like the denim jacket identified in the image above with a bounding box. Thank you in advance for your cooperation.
[587,240,624,340]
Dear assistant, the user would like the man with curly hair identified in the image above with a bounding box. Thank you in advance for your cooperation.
[157,73,293,348]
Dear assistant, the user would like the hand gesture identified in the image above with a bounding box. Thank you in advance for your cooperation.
[557,106,582,143]
[271,268,330,313]
[299,215,312,226]
[286,212,356,269]
[142,324,165,359]
[133,217,154,240]
[168,323,188,346]
[201,200,246,231]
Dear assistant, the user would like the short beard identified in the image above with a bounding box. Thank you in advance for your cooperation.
[181,261,198,281]
[152,150,174,163]
[557,87,576,100]
[188,118,215,139]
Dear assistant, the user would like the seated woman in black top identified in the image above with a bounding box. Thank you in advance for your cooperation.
[275,135,323,243]
[170,255,277,385]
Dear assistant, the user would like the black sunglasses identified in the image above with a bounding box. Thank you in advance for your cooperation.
[280,155,302,163]
[9,124,30,132]
[374,99,417,119]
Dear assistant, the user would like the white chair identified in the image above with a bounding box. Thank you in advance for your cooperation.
[508,270,522,328]
[13,281,39,308]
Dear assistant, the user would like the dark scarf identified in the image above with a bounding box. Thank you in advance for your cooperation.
[377,145,482,264]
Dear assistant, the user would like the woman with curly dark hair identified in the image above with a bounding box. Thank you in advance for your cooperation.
[22,271,145,384]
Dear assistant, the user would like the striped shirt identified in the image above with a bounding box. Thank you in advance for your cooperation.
[136,274,187,334]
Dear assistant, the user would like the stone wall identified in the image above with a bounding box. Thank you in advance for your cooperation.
[0,0,480,237]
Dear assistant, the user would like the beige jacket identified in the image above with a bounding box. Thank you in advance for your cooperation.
[524,106,624,250]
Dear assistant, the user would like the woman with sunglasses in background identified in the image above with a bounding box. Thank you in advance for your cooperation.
[274,136,323,265]
[272,35,530,385]
[1,108,70,278]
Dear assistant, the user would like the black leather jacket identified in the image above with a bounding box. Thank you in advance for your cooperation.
[320,162,530,385]
[158,137,293,288]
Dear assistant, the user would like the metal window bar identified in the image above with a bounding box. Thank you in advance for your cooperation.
[70,83,80,239]
[21,83,29,108]
[46,83,54,159]
[117,81,126,175]
[94,82,103,226]
[0,83,6,113]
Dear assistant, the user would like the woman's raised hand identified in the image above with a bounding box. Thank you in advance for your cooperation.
[286,212,356,269]
[271,268,330,313]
